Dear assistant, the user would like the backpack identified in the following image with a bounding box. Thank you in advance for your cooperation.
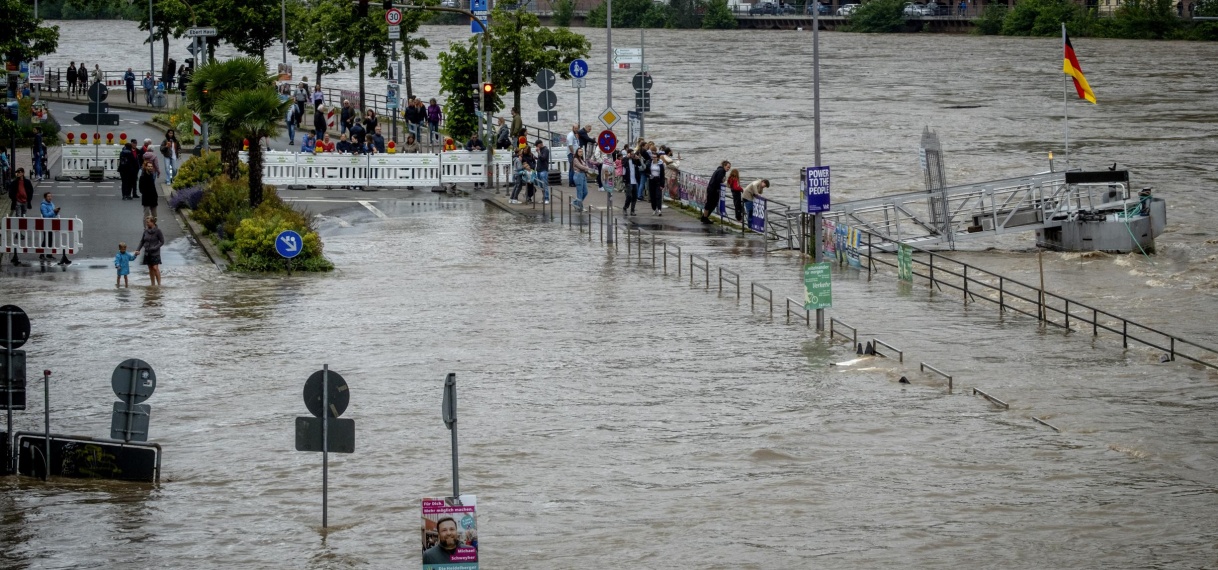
[119,148,133,170]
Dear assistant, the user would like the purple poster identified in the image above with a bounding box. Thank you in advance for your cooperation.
[749,196,767,233]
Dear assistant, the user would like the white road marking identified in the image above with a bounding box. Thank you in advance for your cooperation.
[359,200,388,219]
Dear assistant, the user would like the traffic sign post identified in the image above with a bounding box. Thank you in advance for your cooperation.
[535,69,559,139]
[185,27,217,37]
[2,304,30,474]
[803,166,831,330]
[570,59,588,126]
[599,108,619,130]
[296,365,355,529]
[384,7,402,24]
[110,358,156,443]
[275,229,303,275]
[597,130,617,154]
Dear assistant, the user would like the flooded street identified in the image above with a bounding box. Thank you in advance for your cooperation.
[3,22,1218,568]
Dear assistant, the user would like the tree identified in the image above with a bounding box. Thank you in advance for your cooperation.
[553,0,575,26]
[286,0,357,84]
[185,57,276,178]
[0,0,60,70]
[136,0,200,76]
[846,0,906,32]
[211,88,289,206]
[397,31,431,101]
[487,5,590,113]
[702,0,738,29]
[436,40,488,143]
[206,0,281,59]
[586,0,671,28]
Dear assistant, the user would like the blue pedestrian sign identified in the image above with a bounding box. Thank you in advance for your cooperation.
[275,230,304,259]
[804,166,831,213]
[569,59,588,79]
[471,0,487,10]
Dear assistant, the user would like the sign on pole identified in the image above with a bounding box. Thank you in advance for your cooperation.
[613,48,642,64]
[597,130,617,154]
[28,61,45,85]
[804,165,831,213]
[598,108,619,129]
[749,196,767,233]
[388,25,401,40]
[804,262,833,310]
[385,7,403,24]
[572,77,587,89]
[422,496,479,568]
[275,230,304,259]
[185,27,218,37]
[897,243,914,282]
[569,59,589,78]
[470,17,486,34]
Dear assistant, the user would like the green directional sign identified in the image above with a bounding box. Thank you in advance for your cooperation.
[898,243,913,282]
[804,262,832,310]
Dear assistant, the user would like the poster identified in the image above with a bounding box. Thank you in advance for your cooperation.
[28,61,45,84]
[276,63,292,82]
[749,195,767,233]
[804,262,832,310]
[821,218,836,260]
[422,496,478,570]
[897,243,913,282]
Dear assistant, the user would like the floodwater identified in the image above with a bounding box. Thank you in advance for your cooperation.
[3,22,1217,568]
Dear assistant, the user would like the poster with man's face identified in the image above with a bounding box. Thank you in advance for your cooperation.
[421,495,477,570]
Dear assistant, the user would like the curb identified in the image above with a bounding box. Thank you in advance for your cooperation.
[176,206,229,271]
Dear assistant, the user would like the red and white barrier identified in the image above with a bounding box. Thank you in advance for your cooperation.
[192,113,202,136]
[2,217,84,255]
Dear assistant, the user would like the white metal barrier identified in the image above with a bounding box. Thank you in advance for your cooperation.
[241,150,507,188]
[61,146,122,178]
[2,217,83,255]
[438,151,487,184]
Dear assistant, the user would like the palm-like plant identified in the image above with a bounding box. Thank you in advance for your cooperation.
[185,57,277,178]
[210,88,290,207]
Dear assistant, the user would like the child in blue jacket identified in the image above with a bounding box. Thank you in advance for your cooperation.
[114,242,138,288]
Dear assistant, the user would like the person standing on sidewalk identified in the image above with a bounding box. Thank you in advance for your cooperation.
[313,104,327,140]
[142,73,154,105]
[160,130,181,185]
[566,125,579,187]
[8,168,33,217]
[135,217,164,286]
[66,63,78,96]
[427,98,442,145]
[742,178,769,223]
[119,142,140,200]
[726,168,744,223]
[702,160,730,224]
[39,192,69,265]
[340,99,354,136]
[534,139,551,205]
[124,68,136,103]
[138,162,159,220]
[648,150,665,216]
[571,148,595,212]
[286,103,298,146]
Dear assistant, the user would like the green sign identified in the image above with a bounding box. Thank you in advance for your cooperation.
[803,262,832,310]
[897,243,913,282]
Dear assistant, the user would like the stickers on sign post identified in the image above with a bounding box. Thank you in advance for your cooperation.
[276,230,304,259]
[804,165,831,213]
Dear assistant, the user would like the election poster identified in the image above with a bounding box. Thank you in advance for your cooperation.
[421,496,478,570]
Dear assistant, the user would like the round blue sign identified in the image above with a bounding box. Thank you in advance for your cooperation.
[275,230,304,259]
[569,59,588,79]
[597,130,617,154]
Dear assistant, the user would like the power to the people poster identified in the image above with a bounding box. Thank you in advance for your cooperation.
[421,496,478,570]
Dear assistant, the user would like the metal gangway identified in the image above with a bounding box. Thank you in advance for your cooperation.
[821,170,1134,249]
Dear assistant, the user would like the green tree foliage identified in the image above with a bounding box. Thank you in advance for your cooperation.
[185,57,276,178]
[0,0,60,69]
[210,88,289,206]
[702,0,738,29]
[34,0,142,19]
[1000,0,1085,35]
[436,40,484,143]
[554,0,575,26]
[487,5,591,112]
[847,0,906,32]
[136,0,202,76]
[1092,0,1179,38]
[207,0,281,60]
[973,4,1008,34]
[287,0,357,83]
[586,0,672,28]
[666,0,702,28]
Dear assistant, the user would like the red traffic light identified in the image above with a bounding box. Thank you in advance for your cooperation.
[482,83,493,94]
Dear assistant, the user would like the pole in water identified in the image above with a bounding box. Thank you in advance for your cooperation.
[322,363,330,529]
[42,369,50,481]
[442,373,459,498]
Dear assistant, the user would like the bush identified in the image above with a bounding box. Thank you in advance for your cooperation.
[230,201,331,272]
[553,0,575,26]
[173,150,246,190]
[974,4,1008,34]
[702,0,738,29]
[192,175,253,237]
[169,185,205,210]
[847,0,907,32]
[1001,0,1086,35]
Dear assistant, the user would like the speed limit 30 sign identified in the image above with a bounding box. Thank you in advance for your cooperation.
[385,8,402,25]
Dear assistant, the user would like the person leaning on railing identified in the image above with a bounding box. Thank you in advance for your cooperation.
[742,178,769,222]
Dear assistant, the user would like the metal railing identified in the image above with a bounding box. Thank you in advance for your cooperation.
[835,227,1218,371]
[829,317,857,346]
[750,283,773,318]
[718,268,740,300]
[920,362,953,394]
[871,338,903,363]
[972,387,1009,409]
[785,297,811,327]
[689,254,710,290]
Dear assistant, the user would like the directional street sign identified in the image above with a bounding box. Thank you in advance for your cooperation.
[598,130,617,154]
[599,108,620,129]
[569,59,589,79]
[537,111,558,123]
[275,230,304,259]
[613,48,642,65]
[632,72,653,92]
[572,77,586,89]
[388,25,400,40]
[185,27,217,37]
[385,7,402,25]
[535,69,556,90]
[537,91,557,111]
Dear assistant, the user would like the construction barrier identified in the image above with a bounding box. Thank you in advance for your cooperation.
[60,145,123,178]
[239,150,568,189]
[2,217,83,255]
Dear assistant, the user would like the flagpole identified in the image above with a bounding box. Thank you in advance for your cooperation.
[1063,23,1069,168]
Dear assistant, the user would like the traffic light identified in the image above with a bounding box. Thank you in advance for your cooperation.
[357,0,369,17]
[382,0,392,8]
[184,58,195,71]
[481,82,494,111]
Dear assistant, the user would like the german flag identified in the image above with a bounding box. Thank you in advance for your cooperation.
[1063,32,1096,104]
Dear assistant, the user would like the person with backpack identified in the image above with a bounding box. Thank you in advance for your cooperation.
[119,142,140,200]
[495,118,511,150]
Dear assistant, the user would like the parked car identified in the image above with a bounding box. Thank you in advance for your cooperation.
[903,2,924,16]
[836,3,858,15]
[440,0,459,7]
[805,1,831,14]
[749,2,777,14]
[921,2,945,14]
[777,2,797,13]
